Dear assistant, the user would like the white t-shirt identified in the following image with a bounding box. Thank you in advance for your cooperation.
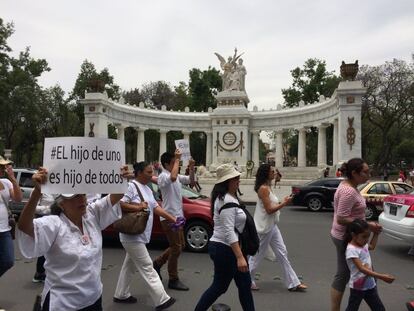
[158,169,190,221]
[119,180,158,244]
[17,196,121,310]
[210,193,246,246]
[0,179,13,232]
[346,243,376,290]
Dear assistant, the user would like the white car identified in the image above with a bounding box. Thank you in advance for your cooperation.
[378,192,414,244]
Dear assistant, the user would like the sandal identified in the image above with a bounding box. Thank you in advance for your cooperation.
[288,283,307,292]
[251,282,260,291]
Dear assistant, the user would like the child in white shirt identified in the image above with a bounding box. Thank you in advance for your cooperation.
[344,219,395,311]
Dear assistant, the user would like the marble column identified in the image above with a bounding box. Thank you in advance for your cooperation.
[333,119,338,165]
[317,124,328,167]
[251,130,260,167]
[116,125,125,141]
[297,128,307,167]
[159,129,168,159]
[205,131,212,167]
[275,130,284,168]
[136,127,147,162]
[183,130,191,142]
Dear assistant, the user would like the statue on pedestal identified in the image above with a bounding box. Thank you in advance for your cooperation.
[214,48,247,92]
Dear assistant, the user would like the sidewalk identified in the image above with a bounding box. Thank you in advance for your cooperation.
[197,179,307,204]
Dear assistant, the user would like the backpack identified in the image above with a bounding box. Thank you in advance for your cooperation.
[219,202,260,256]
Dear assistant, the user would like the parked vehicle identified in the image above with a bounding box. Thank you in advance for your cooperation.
[103,181,213,253]
[358,181,413,220]
[379,192,414,245]
[291,178,344,211]
[9,168,37,216]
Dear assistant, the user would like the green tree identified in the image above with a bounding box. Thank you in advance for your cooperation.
[359,59,414,171]
[282,58,341,107]
[188,67,222,112]
[280,59,341,165]
[0,18,50,155]
[69,60,120,135]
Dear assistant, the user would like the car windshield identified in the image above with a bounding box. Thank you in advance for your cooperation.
[357,182,368,191]
[149,181,205,200]
[181,185,205,199]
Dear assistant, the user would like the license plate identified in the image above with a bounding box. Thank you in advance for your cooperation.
[388,203,398,216]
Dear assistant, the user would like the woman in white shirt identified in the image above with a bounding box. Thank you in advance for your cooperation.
[17,166,129,311]
[113,161,177,310]
[248,164,307,292]
[0,157,22,277]
[195,164,255,311]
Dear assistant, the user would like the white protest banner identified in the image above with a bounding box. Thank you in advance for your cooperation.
[175,139,191,161]
[42,137,128,194]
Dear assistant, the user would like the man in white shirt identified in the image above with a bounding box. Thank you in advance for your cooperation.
[153,150,194,291]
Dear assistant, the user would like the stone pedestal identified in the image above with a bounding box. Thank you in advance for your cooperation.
[211,90,251,168]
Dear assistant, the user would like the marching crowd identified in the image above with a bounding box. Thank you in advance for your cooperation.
[0,153,413,310]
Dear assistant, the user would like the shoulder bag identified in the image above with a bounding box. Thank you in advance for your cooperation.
[113,181,150,235]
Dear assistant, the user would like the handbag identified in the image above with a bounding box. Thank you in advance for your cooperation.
[113,181,149,235]
[0,190,16,240]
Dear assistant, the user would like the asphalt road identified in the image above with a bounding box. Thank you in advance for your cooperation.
[1,205,413,311]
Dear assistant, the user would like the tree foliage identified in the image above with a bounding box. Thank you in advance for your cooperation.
[279,59,340,165]
[0,18,50,155]
[359,59,414,170]
[188,66,221,112]
[282,58,341,107]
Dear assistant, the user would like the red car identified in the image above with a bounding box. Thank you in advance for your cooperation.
[103,180,213,252]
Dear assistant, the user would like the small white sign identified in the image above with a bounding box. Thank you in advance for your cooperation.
[42,137,128,194]
[175,139,191,161]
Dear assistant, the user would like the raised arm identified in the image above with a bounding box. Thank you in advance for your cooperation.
[188,158,195,187]
[109,166,131,206]
[5,165,22,202]
[18,167,47,237]
[170,149,181,182]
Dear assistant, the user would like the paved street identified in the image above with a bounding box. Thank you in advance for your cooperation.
[1,184,413,310]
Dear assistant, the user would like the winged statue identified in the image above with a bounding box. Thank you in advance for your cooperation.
[214,48,246,91]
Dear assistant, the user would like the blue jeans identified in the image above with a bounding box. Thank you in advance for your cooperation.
[194,241,255,311]
[0,230,14,277]
[345,287,385,311]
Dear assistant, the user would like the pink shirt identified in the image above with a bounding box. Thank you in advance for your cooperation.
[331,182,366,240]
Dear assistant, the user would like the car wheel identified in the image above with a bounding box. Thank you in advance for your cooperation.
[184,220,212,253]
[307,196,324,212]
[365,204,376,220]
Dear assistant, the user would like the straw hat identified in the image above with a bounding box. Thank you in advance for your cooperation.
[0,156,13,166]
[215,164,241,184]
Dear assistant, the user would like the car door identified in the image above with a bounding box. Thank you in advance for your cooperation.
[365,183,392,211]
[323,179,342,207]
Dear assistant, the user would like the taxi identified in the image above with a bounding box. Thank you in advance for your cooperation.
[358,181,413,220]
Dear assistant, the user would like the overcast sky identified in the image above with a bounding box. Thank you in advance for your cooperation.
[3,0,414,110]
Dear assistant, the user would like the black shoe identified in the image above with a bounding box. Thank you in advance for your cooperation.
[32,272,46,283]
[168,279,189,291]
[155,297,176,310]
[113,296,138,304]
[153,261,162,280]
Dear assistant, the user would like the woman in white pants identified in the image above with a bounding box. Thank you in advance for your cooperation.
[113,161,178,310]
[248,163,307,292]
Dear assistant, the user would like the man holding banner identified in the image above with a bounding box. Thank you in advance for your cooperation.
[153,149,195,291]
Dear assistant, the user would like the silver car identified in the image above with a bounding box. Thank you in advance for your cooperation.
[9,168,37,216]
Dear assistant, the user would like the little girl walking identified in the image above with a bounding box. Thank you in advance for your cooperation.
[344,219,395,311]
